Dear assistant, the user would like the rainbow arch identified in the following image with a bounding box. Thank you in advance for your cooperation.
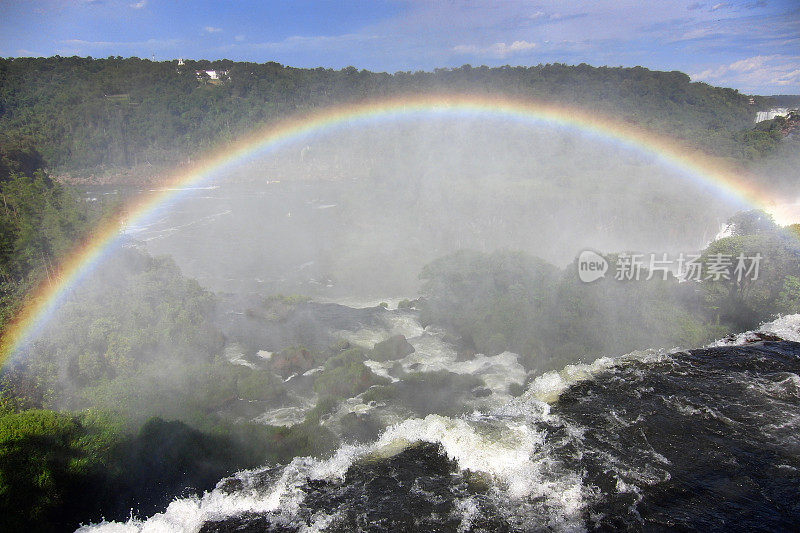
[0,93,787,364]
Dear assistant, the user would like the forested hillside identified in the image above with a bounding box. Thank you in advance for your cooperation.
[0,56,787,177]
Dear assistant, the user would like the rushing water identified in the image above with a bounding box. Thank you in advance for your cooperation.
[80,315,800,532]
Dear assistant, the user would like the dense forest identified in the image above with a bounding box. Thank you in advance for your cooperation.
[0,58,799,530]
[0,56,792,178]
[0,142,97,330]
[418,215,800,373]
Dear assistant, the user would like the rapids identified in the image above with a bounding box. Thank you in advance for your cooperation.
[79,315,800,532]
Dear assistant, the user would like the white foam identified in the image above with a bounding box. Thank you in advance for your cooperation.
[79,443,369,533]
[448,351,527,396]
[400,330,459,372]
[524,356,615,404]
[256,350,273,361]
[711,314,800,346]
[336,327,386,350]
[516,348,670,405]
[378,415,545,498]
[337,311,426,350]
[224,343,257,369]
[80,410,589,532]
[384,311,426,339]
[345,312,526,402]
[362,359,398,382]
[255,406,309,427]
[372,414,588,531]
[454,496,480,532]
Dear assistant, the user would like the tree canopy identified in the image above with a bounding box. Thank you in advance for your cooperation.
[0,57,785,175]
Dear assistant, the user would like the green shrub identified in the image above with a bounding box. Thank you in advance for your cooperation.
[314,356,388,400]
[0,409,123,531]
[397,299,415,309]
[324,347,367,370]
[235,369,286,403]
[361,384,398,404]
[304,396,341,424]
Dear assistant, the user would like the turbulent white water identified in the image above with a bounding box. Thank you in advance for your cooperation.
[74,307,587,532]
[78,313,800,533]
[712,313,800,345]
[79,402,587,533]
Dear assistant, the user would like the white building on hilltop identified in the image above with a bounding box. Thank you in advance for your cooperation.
[195,69,228,81]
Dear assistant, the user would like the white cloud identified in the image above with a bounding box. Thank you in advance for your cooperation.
[452,40,537,58]
[248,33,378,51]
[129,0,146,8]
[671,27,718,42]
[58,38,182,52]
[729,55,772,72]
[204,26,222,34]
[234,34,245,42]
[692,55,800,91]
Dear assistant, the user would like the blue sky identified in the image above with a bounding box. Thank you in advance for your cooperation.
[1,0,798,94]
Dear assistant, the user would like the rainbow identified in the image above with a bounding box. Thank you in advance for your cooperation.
[0,93,789,364]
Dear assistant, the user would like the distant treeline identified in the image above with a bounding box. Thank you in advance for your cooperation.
[768,95,800,108]
[0,56,789,175]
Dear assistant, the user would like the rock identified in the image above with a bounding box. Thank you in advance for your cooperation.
[398,298,423,309]
[368,335,415,362]
[338,412,383,442]
[455,348,477,362]
[751,332,784,342]
[721,331,785,345]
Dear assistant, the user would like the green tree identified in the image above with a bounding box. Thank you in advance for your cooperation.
[700,211,800,327]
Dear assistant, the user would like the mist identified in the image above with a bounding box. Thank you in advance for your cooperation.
[13,111,776,434]
[123,117,742,299]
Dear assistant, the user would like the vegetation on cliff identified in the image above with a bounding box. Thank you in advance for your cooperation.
[418,211,800,372]
[0,57,788,178]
